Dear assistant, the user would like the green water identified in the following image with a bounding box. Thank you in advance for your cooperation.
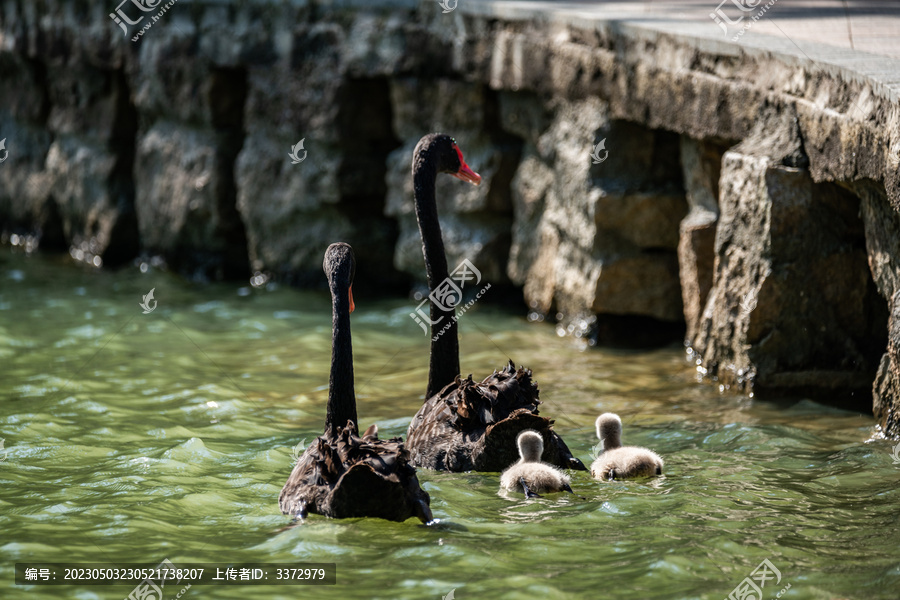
[1,250,899,600]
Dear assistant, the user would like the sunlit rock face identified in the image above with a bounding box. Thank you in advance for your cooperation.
[691,112,886,401]
[858,181,900,436]
[504,96,687,325]
[677,137,727,344]
[0,50,137,265]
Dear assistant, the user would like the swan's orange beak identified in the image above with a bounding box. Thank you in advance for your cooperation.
[349,285,355,314]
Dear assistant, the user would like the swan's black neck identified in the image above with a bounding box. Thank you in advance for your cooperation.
[414,154,460,399]
[325,280,357,437]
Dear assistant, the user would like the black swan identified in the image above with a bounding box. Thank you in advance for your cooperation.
[404,133,586,472]
[590,413,664,480]
[279,243,433,523]
[500,430,574,498]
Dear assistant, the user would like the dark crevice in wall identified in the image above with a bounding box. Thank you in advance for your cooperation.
[104,68,140,266]
[33,56,65,252]
[335,76,406,295]
[208,66,250,280]
[590,120,688,348]
[35,196,66,252]
[590,314,686,349]
[484,87,522,214]
[28,57,52,124]
[480,85,523,302]
[750,180,888,411]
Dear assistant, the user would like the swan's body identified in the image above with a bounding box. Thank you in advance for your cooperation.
[278,244,432,523]
[500,430,573,498]
[404,134,585,473]
[590,413,663,480]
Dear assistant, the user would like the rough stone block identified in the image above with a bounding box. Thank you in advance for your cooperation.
[136,121,247,279]
[507,96,686,325]
[694,151,885,397]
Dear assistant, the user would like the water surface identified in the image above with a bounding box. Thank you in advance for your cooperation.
[1,251,898,600]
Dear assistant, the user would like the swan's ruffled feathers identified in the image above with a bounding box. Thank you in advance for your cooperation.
[406,362,586,472]
[279,421,430,521]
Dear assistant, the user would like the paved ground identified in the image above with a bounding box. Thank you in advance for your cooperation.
[465,0,900,100]
[479,1,900,59]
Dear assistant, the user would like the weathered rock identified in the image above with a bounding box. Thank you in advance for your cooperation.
[236,22,405,289]
[0,2,140,261]
[0,116,56,242]
[134,121,248,279]
[858,180,900,437]
[693,114,886,399]
[46,135,136,263]
[0,51,56,245]
[591,253,683,320]
[42,65,138,265]
[129,26,250,278]
[506,95,686,324]
[678,211,717,343]
[859,180,900,302]
[872,303,900,438]
[677,137,729,342]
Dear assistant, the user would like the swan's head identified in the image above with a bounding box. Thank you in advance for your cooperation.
[323,243,356,313]
[595,413,622,449]
[516,430,544,462]
[414,133,482,186]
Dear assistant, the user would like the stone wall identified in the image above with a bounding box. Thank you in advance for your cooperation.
[1,0,900,435]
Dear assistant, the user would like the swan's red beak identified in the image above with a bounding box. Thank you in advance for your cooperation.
[453,162,482,186]
[451,144,482,186]
[349,285,355,314]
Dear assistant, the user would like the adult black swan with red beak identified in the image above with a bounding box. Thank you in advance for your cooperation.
[404,134,586,473]
[279,243,433,523]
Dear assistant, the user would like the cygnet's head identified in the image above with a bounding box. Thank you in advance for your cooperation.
[595,413,623,449]
[516,430,544,462]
